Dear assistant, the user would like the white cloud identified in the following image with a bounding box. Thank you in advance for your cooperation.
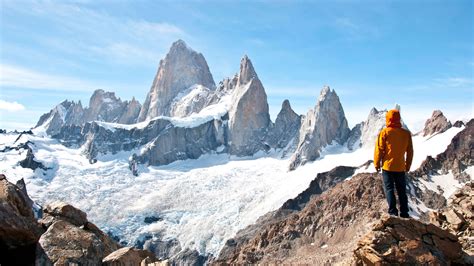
[333,17,379,40]
[3,1,186,67]
[0,64,97,91]
[0,99,25,112]
[433,77,473,88]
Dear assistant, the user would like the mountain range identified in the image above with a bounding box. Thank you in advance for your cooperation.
[1,40,472,265]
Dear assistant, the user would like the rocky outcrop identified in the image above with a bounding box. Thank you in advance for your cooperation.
[429,182,473,259]
[19,143,47,170]
[215,173,386,265]
[102,247,158,266]
[138,40,216,121]
[228,56,271,156]
[36,220,106,265]
[36,201,121,265]
[0,174,43,265]
[35,100,84,135]
[289,86,350,170]
[412,119,473,180]
[422,110,452,137]
[354,216,465,265]
[267,99,301,154]
[453,120,465,128]
[43,201,88,227]
[169,85,213,117]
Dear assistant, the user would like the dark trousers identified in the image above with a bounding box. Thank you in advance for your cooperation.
[382,170,409,218]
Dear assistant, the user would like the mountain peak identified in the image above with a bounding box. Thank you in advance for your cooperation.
[422,109,452,136]
[138,40,216,121]
[171,39,188,48]
[239,55,258,85]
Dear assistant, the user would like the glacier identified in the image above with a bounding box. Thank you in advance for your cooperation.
[0,124,466,257]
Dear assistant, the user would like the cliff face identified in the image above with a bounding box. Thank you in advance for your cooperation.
[289,86,350,170]
[138,40,216,121]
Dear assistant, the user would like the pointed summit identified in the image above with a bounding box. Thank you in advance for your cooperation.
[138,40,216,121]
[238,55,258,85]
[170,39,191,53]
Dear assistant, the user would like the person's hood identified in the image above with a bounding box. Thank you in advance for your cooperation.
[386,109,402,128]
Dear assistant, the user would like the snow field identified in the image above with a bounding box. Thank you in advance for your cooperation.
[0,124,468,256]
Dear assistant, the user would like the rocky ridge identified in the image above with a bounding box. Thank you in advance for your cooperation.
[413,118,473,181]
[35,90,142,136]
[354,215,465,265]
[0,175,163,266]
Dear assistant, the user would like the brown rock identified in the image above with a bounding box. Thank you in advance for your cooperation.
[84,221,121,256]
[422,110,452,137]
[102,247,158,266]
[354,216,464,265]
[36,220,105,265]
[0,175,43,249]
[44,201,88,226]
[444,209,465,230]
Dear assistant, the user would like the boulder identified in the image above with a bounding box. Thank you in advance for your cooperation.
[102,247,158,266]
[422,110,452,136]
[44,201,88,227]
[0,174,43,265]
[36,220,105,265]
[354,216,465,265]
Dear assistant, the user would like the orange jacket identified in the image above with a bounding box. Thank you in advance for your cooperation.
[374,109,413,172]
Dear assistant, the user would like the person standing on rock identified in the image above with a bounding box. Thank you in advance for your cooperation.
[374,109,413,218]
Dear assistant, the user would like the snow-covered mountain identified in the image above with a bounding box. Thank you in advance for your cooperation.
[138,39,216,121]
[1,116,471,263]
[35,90,142,136]
[4,40,472,264]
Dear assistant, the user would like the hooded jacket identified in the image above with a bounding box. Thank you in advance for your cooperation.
[374,109,413,172]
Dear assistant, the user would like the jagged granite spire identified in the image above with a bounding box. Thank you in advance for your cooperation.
[138,40,216,121]
[289,86,350,170]
[229,55,271,156]
[238,55,258,86]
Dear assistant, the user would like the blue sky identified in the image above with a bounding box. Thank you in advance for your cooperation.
[1,0,472,131]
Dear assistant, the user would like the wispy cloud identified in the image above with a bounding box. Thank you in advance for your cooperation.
[333,17,379,40]
[0,99,25,112]
[3,1,186,66]
[433,77,473,88]
[0,64,97,91]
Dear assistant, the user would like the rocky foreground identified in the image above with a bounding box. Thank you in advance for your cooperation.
[0,174,165,266]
